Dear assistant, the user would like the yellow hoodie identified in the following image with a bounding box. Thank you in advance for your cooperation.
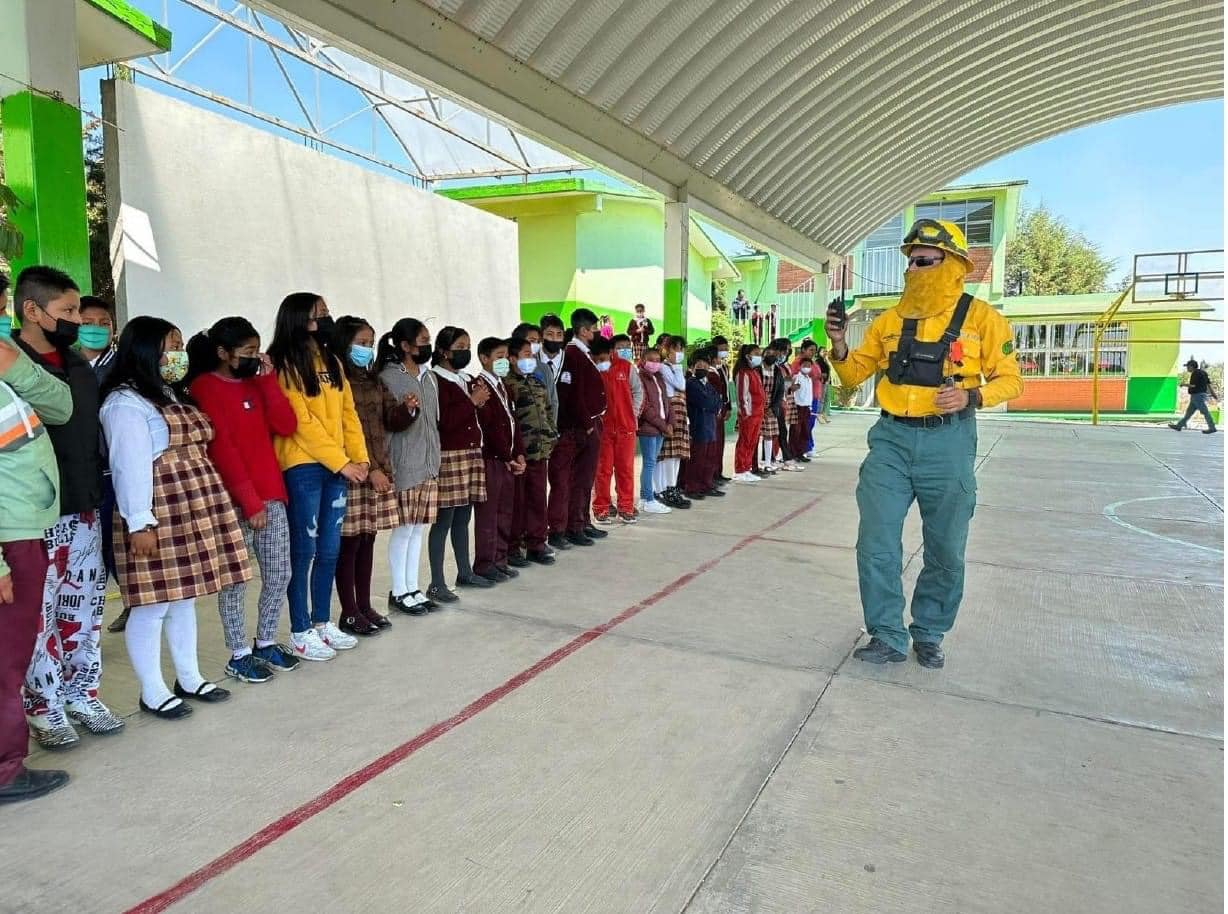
[274,353,369,473]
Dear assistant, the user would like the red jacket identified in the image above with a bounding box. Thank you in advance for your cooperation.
[601,355,636,434]
[470,373,525,462]
[435,369,482,450]
[190,371,297,518]
[556,341,607,433]
[708,365,731,420]
[736,367,765,420]
[637,368,672,436]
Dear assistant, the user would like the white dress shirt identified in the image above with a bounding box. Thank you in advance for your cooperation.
[100,387,174,530]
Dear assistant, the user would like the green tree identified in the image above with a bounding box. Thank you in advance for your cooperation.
[83,121,113,302]
[1005,204,1116,296]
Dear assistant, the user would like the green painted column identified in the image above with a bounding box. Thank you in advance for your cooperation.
[0,0,90,287]
[664,195,689,335]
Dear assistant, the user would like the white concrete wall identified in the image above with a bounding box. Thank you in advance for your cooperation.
[103,80,519,345]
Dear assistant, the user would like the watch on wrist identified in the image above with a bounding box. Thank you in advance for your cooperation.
[971,388,983,409]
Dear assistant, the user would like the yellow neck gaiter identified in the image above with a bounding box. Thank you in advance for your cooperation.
[896,257,968,320]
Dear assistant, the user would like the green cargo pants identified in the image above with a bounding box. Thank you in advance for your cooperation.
[855,412,977,655]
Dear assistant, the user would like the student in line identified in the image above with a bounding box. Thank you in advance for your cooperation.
[682,347,725,500]
[101,317,240,718]
[537,314,572,550]
[550,309,607,548]
[504,335,558,564]
[655,334,691,509]
[334,316,403,634]
[377,318,442,614]
[428,326,491,601]
[758,340,783,475]
[187,317,301,683]
[593,333,640,525]
[12,267,120,748]
[636,346,673,514]
[791,356,815,461]
[733,344,765,483]
[0,331,73,802]
[471,337,525,581]
[269,293,369,661]
[709,335,733,484]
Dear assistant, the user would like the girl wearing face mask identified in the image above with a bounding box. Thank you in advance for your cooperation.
[376,317,441,615]
[732,345,765,483]
[426,326,491,603]
[186,317,300,683]
[329,316,403,636]
[268,293,370,662]
[100,317,244,718]
[655,334,692,509]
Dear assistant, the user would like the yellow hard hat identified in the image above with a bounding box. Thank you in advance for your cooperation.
[901,218,972,270]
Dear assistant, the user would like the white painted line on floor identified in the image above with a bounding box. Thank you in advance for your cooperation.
[1102,495,1223,555]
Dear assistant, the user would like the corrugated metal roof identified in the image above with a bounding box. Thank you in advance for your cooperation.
[260,0,1223,265]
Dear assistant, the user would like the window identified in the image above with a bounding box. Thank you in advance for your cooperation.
[857,214,907,294]
[914,198,994,246]
[1010,321,1127,377]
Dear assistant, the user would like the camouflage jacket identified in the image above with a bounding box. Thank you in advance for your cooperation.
[504,370,559,461]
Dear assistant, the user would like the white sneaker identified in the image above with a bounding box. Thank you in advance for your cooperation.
[640,499,671,515]
[735,472,760,483]
[319,621,358,651]
[290,628,337,662]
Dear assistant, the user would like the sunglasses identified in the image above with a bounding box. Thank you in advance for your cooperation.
[908,255,945,268]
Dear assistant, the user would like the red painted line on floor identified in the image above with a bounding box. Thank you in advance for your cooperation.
[125,495,819,914]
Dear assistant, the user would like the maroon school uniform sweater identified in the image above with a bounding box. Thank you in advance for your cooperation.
[470,373,525,462]
[434,368,483,451]
[190,371,297,518]
[556,341,607,433]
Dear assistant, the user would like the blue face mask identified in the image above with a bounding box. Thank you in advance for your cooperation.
[750,355,763,368]
[77,324,112,350]
[492,357,511,378]
[516,357,538,375]
[349,344,375,369]
[596,360,611,373]
[616,347,633,361]
[0,316,10,339]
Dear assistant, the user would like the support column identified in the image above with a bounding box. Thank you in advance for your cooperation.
[0,0,91,286]
[663,190,689,336]
[811,271,830,345]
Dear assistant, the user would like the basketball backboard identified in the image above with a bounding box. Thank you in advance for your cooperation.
[1132,250,1224,305]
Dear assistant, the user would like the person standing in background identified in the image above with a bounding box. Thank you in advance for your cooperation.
[13,267,123,749]
[750,305,764,346]
[1169,359,1219,434]
[627,304,654,362]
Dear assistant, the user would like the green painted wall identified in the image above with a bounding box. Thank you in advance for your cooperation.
[1127,376,1178,413]
[517,211,578,304]
[1128,318,1181,376]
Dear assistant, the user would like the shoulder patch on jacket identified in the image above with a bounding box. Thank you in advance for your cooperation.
[559,371,572,384]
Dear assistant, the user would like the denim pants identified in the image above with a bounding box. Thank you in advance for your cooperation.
[855,414,977,654]
[638,434,663,502]
[284,463,347,633]
[1176,392,1217,430]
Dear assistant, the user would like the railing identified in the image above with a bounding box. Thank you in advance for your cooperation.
[776,274,817,339]
[854,247,906,296]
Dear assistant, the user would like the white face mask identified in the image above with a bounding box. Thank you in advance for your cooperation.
[801,366,812,375]
[530,341,541,356]
[717,350,729,361]
[674,351,684,364]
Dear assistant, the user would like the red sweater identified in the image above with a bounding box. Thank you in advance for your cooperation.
[601,355,636,434]
[190,371,297,518]
[471,373,525,461]
[435,369,483,451]
[556,341,607,433]
[735,367,765,420]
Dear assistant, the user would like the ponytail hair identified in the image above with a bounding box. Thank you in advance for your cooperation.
[734,343,760,377]
[377,317,428,370]
[184,316,259,389]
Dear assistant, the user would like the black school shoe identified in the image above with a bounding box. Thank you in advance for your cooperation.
[583,525,609,539]
[547,533,574,551]
[527,550,556,566]
[495,564,520,579]
[852,638,906,664]
[506,551,531,568]
[457,574,496,589]
[0,767,69,805]
[913,641,945,669]
[714,474,732,483]
[702,487,726,497]
[389,591,429,616]
[566,531,595,547]
[427,584,459,604]
[670,488,693,509]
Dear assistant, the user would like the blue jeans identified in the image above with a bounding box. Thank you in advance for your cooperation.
[1176,392,1217,430]
[284,463,347,633]
[639,435,663,502]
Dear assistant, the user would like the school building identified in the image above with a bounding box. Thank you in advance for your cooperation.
[743,180,1211,415]
[438,179,741,343]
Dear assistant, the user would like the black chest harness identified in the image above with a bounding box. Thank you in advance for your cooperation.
[886,293,973,388]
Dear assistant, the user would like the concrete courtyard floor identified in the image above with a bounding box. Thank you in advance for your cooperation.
[3,414,1222,914]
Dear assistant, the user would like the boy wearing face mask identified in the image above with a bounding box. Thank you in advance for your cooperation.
[593,334,641,525]
[12,267,123,747]
[791,357,815,462]
[683,349,725,500]
[471,338,526,581]
[504,336,558,565]
[709,335,733,483]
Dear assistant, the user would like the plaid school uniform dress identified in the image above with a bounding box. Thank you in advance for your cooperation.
[659,389,691,460]
[112,402,251,607]
[437,448,485,508]
[759,369,780,439]
[395,478,440,525]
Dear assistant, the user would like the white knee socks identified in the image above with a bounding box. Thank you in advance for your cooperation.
[162,598,206,693]
[388,523,427,595]
[124,602,174,708]
[667,459,680,487]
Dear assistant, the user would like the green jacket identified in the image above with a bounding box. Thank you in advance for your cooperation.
[504,370,559,462]
[0,340,73,575]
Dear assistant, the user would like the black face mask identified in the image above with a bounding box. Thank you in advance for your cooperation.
[311,315,335,343]
[40,310,79,348]
[411,344,432,365]
[542,339,563,355]
[763,354,778,366]
[449,350,472,370]
[233,356,261,379]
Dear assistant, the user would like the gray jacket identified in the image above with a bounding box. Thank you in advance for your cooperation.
[537,350,562,423]
[379,363,441,491]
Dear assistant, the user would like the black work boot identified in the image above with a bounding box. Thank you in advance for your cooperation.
[853,638,906,664]
[912,641,945,669]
